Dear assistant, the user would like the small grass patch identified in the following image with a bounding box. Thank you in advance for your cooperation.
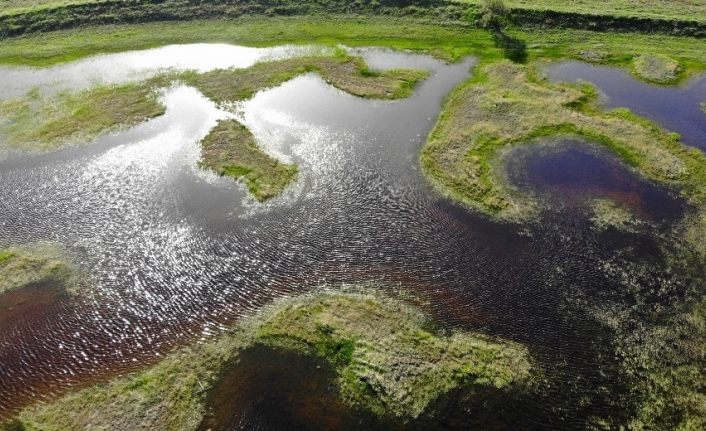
[8,289,533,429]
[0,83,165,152]
[199,119,298,202]
[632,54,681,84]
[0,243,75,295]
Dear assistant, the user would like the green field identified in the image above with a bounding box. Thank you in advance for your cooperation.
[460,0,706,23]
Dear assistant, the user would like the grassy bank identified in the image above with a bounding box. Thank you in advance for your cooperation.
[0,243,78,295]
[6,289,533,429]
[1,17,706,74]
[0,83,165,152]
[2,0,706,41]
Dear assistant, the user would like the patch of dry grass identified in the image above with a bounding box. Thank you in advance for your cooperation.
[0,243,75,295]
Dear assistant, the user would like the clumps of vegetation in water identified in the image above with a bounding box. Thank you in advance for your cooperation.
[0,243,77,295]
[421,61,706,229]
[589,198,643,233]
[591,247,706,430]
[0,83,165,151]
[199,119,298,202]
[632,54,681,84]
[7,290,534,429]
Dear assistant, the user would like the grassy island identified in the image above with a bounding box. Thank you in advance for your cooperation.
[199,119,299,202]
[6,290,533,430]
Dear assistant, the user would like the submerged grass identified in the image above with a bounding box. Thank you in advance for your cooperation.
[8,289,533,429]
[0,83,165,151]
[199,120,298,202]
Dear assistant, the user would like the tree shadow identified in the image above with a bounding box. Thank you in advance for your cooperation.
[492,29,528,63]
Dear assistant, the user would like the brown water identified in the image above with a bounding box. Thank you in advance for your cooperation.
[0,51,702,429]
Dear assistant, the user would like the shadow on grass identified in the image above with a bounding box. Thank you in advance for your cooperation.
[492,29,528,63]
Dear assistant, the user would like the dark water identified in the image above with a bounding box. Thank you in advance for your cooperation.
[0,49,701,429]
[547,61,706,150]
[504,139,686,224]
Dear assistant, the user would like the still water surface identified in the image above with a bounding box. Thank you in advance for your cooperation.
[0,48,703,429]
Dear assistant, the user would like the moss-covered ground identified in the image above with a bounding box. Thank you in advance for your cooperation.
[632,54,681,85]
[6,290,533,430]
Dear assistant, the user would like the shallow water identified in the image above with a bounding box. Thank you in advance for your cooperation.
[504,139,685,224]
[547,61,706,150]
[0,46,701,428]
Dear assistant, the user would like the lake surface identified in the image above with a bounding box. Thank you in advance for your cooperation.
[0,50,703,429]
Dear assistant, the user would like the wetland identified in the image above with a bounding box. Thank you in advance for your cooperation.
[1,3,706,430]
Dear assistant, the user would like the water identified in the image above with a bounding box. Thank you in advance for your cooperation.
[547,61,706,150]
[504,138,685,224]
[0,49,701,428]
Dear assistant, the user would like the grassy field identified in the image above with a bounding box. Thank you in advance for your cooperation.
[0,0,97,15]
[459,0,706,23]
[8,290,532,429]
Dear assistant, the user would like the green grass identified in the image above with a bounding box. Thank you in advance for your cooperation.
[457,0,706,23]
[199,119,299,202]
[1,16,705,80]
[0,0,99,16]
[633,54,681,84]
[9,289,533,429]
[0,244,75,295]
[0,83,165,151]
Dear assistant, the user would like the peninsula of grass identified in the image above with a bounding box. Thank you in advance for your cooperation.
[0,243,77,295]
[199,120,298,202]
[421,61,706,249]
[0,83,165,152]
[6,289,533,430]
